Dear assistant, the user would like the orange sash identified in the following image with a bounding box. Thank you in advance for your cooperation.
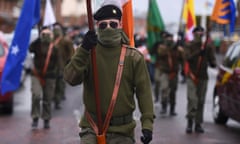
[33,42,54,86]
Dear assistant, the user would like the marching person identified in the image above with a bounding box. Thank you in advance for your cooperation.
[155,32,184,115]
[30,27,58,129]
[52,22,74,109]
[184,26,216,133]
[64,4,154,144]
[167,33,184,116]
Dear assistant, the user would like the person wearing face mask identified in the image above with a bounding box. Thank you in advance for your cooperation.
[64,4,154,144]
[155,32,184,116]
[29,27,59,129]
[167,33,184,116]
[52,22,74,109]
[184,26,216,134]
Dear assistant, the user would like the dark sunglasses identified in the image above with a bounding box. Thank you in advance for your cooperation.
[98,21,119,30]
[41,33,51,37]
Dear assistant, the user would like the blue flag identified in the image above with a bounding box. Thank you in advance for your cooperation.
[1,0,40,95]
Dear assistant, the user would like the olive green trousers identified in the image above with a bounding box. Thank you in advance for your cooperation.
[31,76,56,120]
[186,78,207,124]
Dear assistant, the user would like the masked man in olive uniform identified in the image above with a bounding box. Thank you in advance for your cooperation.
[184,26,216,133]
[64,4,154,144]
[155,32,184,115]
[30,27,58,129]
[52,22,74,109]
[167,33,184,116]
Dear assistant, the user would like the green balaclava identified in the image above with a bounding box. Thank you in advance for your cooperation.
[165,38,174,48]
[53,28,63,39]
[193,32,203,42]
[97,28,122,48]
[41,33,52,43]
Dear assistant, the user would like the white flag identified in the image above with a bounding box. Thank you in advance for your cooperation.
[43,0,56,26]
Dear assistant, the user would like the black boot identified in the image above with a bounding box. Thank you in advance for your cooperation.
[186,119,193,134]
[44,120,50,129]
[195,123,204,133]
[32,118,38,128]
[55,103,62,110]
[160,103,167,114]
[170,105,177,116]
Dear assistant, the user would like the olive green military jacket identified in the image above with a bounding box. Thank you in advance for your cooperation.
[155,44,184,73]
[55,38,74,75]
[29,38,58,78]
[184,40,216,79]
[64,44,154,137]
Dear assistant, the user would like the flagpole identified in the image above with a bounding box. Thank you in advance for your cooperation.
[178,0,185,33]
[177,0,186,43]
[86,0,103,135]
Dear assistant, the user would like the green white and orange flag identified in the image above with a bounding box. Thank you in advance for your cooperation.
[182,0,196,41]
[94,0,135,47]
[121,0,134,47]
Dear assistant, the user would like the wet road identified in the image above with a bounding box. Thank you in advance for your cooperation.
[0,67,240,144]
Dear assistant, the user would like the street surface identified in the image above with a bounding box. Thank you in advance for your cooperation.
[0,60,240,143]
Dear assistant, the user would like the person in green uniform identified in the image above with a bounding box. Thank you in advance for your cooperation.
[30,27,58,129]
[155,32,184,115]
[167,33,184,116]
[184,26,216,133]
[52,22,74,109]
[64,4,154,144]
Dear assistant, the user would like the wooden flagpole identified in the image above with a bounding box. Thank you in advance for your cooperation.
[86,0,103,135]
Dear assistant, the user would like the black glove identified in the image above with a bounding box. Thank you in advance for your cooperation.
[200,48,206,56]
[141,129,152,144]
[181,69,185,76]
[210,62,217,68]
[81,30,97,51]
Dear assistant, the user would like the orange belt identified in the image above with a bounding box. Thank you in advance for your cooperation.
[85,46,127,144]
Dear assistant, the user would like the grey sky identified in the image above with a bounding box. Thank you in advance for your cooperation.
[132,0,215,23]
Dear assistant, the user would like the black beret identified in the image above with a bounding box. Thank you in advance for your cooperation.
[53,22,63,30]
[40,26,50,32]
[193,26,204,33]
[94,5,122,21]
[161,31,172,38]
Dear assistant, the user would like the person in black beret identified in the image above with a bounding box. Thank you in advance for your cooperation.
[192,26,204,33]
[64,4,154,144]
[184,25,216,134]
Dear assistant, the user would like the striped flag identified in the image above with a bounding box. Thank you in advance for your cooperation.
[182,0,196,41]
[94,0,134,47]
[211,0,236,34]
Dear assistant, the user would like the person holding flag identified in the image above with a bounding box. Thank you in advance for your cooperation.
[184,26,216,134]
[64,3,154,144]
